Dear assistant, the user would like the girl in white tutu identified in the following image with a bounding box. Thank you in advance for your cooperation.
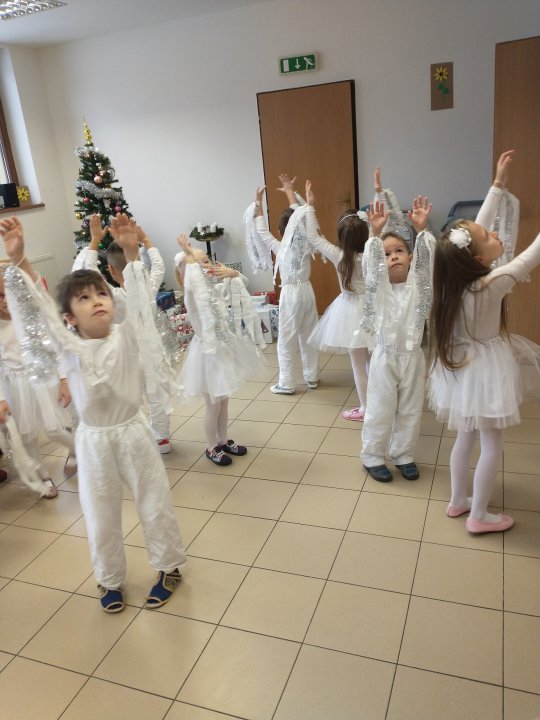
[304,180,371,421]
[429,150,540,535]
[0,257,76,498]
[175,236,265,467]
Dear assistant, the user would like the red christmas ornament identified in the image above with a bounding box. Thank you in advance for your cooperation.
[114,205,122,213]
[94,175,103,184]
[83,197,90,204]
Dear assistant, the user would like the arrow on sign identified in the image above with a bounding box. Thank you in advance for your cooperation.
[295,59,301,69]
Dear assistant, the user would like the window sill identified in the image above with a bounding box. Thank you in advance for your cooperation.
[0,203,45,214]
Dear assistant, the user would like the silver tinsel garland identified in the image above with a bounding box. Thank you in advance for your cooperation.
[413,231,433,331]
[4,267,59,382]
[75,180,123,201]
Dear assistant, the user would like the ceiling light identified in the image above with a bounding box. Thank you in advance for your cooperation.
[0,1,67,21]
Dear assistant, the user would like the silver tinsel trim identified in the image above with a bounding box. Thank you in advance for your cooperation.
[155,309,183,365]
[75,180,122,201]
[204,271,232,346]
[413,231,433,331]
[361,240,386,335]
[4,267,59,383]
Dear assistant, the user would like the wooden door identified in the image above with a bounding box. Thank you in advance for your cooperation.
[257,81,358,314]
[494,36,540,342]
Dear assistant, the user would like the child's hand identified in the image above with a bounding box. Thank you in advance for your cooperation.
[374,167,383,193]
[366,201,390,237]
[255,186,266,204]
[0,399,11,424]
[407,196,432,232]
[109,214,139,261]
[177,234,195,261]
[277,174,296,194]
[494,149,514,188]
[89,214,106,249]
[305,180,315,206]
[57,379,72,408]
[209,262,237,279]
[0,217,25,264]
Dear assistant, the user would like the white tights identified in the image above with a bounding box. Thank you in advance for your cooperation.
[203,395,229,451]
[349,347,370,411]
[450,428,503,521]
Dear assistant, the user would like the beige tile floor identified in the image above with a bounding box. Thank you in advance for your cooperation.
[1,343,540,719]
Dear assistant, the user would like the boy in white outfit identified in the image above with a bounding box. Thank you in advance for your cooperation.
[1,214,186,613]
[361,194,435,482]
[73,215,172,452]
[255,175,319,394]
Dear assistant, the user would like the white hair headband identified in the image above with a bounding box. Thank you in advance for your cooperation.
[339,210,368,225]
[448,225,472,249]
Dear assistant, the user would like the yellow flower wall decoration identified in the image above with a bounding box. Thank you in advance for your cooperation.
[16,185,30,205]
[430,62,453,110]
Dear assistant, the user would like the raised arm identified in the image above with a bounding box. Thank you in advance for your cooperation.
[305,180,342,265]
[72,214,104,272]
[373,166,404,228]
[475,150,515,229]
[254,186,281,254]
[277,174,297,207]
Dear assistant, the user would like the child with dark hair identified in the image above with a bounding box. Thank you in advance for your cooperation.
[73,216,173,453]
[1,214,186,612]
[253,174,319,394]
[429,150,540,535]
[360,185,434,483]
[304,180,371,421]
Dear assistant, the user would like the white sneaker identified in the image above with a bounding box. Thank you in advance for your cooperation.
[270,384,295,395]
[307,380,318,389]
[157,439,172,454]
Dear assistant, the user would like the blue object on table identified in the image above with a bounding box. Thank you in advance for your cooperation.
[156,291,176,311]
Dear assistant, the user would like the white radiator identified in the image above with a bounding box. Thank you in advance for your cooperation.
[29,253,63,294]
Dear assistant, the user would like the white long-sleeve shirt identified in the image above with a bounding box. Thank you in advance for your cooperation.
[255,215,312,285]
[7,262,160,428]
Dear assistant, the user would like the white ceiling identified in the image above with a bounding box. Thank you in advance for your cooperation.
[0,0,272,47]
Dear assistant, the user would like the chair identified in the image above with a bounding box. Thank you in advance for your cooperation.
[441,200,483,231]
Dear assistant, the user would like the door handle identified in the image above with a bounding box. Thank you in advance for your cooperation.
[336,191,351,207]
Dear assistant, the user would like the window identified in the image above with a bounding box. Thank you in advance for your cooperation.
[0,96,18,185]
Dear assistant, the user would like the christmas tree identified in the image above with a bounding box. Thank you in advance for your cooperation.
[73,120,131,283]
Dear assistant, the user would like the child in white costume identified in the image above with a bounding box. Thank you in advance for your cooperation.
[1,215,186,612]
[253,175,319,394]
[73,215,173,453]
[304,180,371,421]
[361,191,435,483]
[429,150,540,535]
[176,236,265,467]
[0,259,75,497]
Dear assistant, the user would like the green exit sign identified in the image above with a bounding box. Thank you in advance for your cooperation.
[279,54,317,74]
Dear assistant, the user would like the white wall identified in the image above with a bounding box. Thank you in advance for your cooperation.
[9,0,540,289]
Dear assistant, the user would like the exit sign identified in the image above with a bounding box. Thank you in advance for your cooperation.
[279,54,317,74]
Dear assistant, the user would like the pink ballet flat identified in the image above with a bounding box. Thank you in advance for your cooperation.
[466,513,514,535]
[446,503,471,518]
[341,408,365,422]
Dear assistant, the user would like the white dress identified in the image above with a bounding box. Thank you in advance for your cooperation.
[429,232,540,431]
[179,263,266,403]
[305,207,370,353]
[0,318,73,441]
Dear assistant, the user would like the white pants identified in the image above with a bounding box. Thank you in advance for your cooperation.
[76,412,186,590]
[361,346,425,466]
[147,393,171,441]
[278,282,319,390]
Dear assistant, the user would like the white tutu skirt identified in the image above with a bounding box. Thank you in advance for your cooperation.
[308,292,370,353]
[429,334,540,431]
[179,334,266,403]
[1,369,75,440]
